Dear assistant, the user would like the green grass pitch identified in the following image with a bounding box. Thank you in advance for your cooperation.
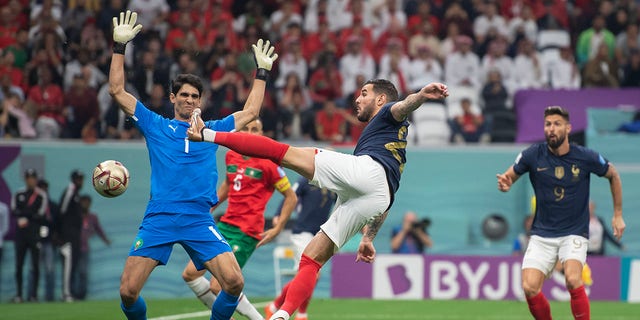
[1,298,638,319]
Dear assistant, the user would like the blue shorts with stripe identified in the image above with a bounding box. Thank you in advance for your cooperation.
[128,212,231,270]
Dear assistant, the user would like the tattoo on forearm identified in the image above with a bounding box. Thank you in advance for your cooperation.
[365,214,386,241]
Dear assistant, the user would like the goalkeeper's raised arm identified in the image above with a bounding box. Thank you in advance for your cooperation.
[108,10,142,117]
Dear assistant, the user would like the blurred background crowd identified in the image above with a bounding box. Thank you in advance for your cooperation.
[1,0,639,144]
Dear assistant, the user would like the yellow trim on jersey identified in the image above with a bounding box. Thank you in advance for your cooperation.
[274,176,291,192]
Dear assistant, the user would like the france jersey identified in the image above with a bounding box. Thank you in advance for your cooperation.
[513,143,609,238]
[353,102,408,197]
[132,101,235,216]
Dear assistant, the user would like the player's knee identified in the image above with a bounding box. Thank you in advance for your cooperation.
[119,283,138,305]
[220,273,244,296]
[521,280,541,297]
[182,267,197,282]
[565,272,583,290]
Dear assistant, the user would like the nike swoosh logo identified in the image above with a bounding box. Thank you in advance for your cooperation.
[537,167,548,171]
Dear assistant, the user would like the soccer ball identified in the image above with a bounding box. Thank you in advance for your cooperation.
[92,160,130,198]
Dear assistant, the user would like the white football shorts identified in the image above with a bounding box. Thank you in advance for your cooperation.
[522,234,589,276]
[311,149,391,249]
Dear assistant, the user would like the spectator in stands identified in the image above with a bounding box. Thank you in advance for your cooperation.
[512,39,544,90]
[0,64,25,102]
[390,211,433,254]
[269,1,303,41]
[303,0,329,33]
[64,48,106,91]
[582,42,619,88]
[615,23,640,68]
[507,4,537,44]
[373,18,409,64]
[445,35,481,90]
[534,0,568,31]
[63,73,100,140]
[308,51,342,111]
[482,69,509,112]
[0,50,24,93]
[408,44,443,93]
[145,84,173,119]
[164,11,200,57]
[450,97,488,143]
[545,46,581,89]
[3,29,29,70]
[339,36,375,104]
[439,2,473,40]
[480,39,514,92]
[61,0,94,46]
[473,1,508,45]
[587,200,623,256]
[278,78,313,141]
[314,99,346,143]
[377,41,412,98]
[371,0,407,42]
[407,1,440,37]
[303,18,338,68]
[275,37,308,89]
[97,0,126,41]
[25,65,64,139]
[127,0,170,39]
[407,20,441,60]
[621,48,640,87]
[132,50,169,104]
[1,91,35,138]
[231,0,268,35]
[440,21,462,61]
[576,14,616,67]
[75,194,110,300]
[0,6,20,49]
[208,51,243,118]
[12,169,48,303]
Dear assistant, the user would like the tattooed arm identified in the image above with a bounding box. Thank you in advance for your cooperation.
[356,211,389,263]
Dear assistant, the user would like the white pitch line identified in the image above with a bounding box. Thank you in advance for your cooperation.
[149,301,269,320]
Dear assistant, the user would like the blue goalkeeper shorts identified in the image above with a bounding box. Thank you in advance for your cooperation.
[128,212,232,270]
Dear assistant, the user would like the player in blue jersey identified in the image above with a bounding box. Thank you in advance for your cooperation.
[187,79,449,320]
[496,106,625,320]
[108,11,278,320]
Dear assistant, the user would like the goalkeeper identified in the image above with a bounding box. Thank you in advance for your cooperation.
[108,11,278,320]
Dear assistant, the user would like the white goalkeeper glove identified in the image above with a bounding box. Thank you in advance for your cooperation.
[252,39,278,80]
[112,10,142,53]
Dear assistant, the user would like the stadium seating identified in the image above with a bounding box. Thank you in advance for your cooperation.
[412,102,451,145]
[272,246,298,295]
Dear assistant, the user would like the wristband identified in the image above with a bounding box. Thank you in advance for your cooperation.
[202,128,217,142]
[113,42,127,55]
[255,68,269,81]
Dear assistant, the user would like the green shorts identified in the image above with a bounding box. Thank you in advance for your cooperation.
[217,222,259,268]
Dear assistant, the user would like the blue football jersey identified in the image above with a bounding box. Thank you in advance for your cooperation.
[353,102,409,197]
[131,101,235,216]
[513,143,609,238]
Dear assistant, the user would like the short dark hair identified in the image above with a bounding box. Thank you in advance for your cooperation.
[364,79,399,102]
[171,74,204,96]
[544,106,570,122]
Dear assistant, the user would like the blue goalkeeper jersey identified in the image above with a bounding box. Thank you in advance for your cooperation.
[132,101,235,216]
[512,143,609,238]
[353,102,408,198]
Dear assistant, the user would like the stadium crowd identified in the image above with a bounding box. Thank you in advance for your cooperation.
[1,0,639,144]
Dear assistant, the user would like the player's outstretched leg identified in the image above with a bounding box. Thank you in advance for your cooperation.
[204,130,289,164]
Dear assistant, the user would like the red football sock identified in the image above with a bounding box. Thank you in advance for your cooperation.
[298,296,311,314]
[280,254,322,315]
[213,132,289,164]
[526,292,552,320]
[569,286,590,319]
[273,282,290,308]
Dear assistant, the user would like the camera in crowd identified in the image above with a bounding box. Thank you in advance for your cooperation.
[412,218,431,231]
